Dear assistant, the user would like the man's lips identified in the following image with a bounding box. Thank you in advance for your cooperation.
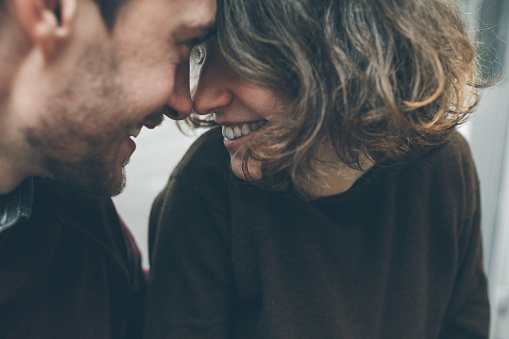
[128,114,165,138]
[143,113,165,129]
[128,125,143,138]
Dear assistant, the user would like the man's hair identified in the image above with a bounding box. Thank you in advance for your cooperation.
[190,0,492,197]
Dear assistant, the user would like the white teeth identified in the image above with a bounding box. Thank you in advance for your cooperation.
[241,124,251,136]
[233,126,242,138]
[222,120,267,140]
[224,126,235,140]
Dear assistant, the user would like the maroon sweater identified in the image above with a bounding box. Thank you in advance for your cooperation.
[145,127,489,338]
[0,178,146,339]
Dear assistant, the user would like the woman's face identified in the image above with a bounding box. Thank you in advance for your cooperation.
[192,39,287,180]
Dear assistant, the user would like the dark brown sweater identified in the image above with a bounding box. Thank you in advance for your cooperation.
[145,127,489,338]
[0,178,146,339]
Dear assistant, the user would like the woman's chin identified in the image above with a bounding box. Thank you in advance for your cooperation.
[230,156,262,181]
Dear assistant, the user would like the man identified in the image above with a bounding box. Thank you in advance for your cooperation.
[0,0,215,338]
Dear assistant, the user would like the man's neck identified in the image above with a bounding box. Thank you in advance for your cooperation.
[0,104,37,195]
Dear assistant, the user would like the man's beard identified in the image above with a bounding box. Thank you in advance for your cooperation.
[37,150,129,197]
[25,125,131,197]
[23,81,132,196]
[22,43,133,197]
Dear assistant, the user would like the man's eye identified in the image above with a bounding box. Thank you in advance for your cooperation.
[191,45,206,65]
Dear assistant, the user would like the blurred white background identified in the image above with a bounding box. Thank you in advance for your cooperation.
[113,0,509,337]
[113,120,204,269]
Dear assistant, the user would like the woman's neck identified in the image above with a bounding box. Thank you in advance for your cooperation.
[303,142,374,198]
[304,163,373,198]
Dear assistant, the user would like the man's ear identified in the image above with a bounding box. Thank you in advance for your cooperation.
[13,0,77,60]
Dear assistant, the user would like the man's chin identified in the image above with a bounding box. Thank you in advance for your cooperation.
[43,164,127,197]
[91,167,127,197]
[65,174,126,197]
[103,178,126,197]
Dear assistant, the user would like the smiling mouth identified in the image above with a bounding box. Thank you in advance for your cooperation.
[128,114,165,139]
[222,120,267,140]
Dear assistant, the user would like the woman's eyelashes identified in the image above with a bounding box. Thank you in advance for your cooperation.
[191,45,206,65]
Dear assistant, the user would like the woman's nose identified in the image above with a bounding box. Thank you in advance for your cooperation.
[192,48,233,116]
[165,61,193,120]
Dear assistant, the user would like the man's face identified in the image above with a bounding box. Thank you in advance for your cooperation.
[17,0,216,196]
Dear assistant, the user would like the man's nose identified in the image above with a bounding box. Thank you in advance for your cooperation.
[165,61,193,120]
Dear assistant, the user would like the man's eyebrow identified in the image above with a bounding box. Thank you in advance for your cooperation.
[201,25,217,41]
[193,24,217,43]
[184,24,217,47]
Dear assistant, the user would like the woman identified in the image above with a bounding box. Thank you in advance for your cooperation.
[144,0,491,337]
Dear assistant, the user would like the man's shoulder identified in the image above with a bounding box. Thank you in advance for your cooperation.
[0,178,145,339]
[31,178,131,253]
[32,177,115,217]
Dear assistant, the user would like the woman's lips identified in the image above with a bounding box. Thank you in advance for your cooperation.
[220,120,267,154]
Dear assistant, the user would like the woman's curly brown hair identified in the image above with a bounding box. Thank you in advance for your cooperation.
[189,0,489,196]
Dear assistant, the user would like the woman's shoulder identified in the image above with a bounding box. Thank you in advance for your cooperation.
[419,130,476,175]
[172,126,230,179]
[371,130,479,209]
[398,130,479,216]
[164,127,235,207]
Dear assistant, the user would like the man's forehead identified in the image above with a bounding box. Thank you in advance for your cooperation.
[113,0,216,38]
[168,0,216,42]
[167,0,216,18]
[118,0,215,21]
[161,0,215,32]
